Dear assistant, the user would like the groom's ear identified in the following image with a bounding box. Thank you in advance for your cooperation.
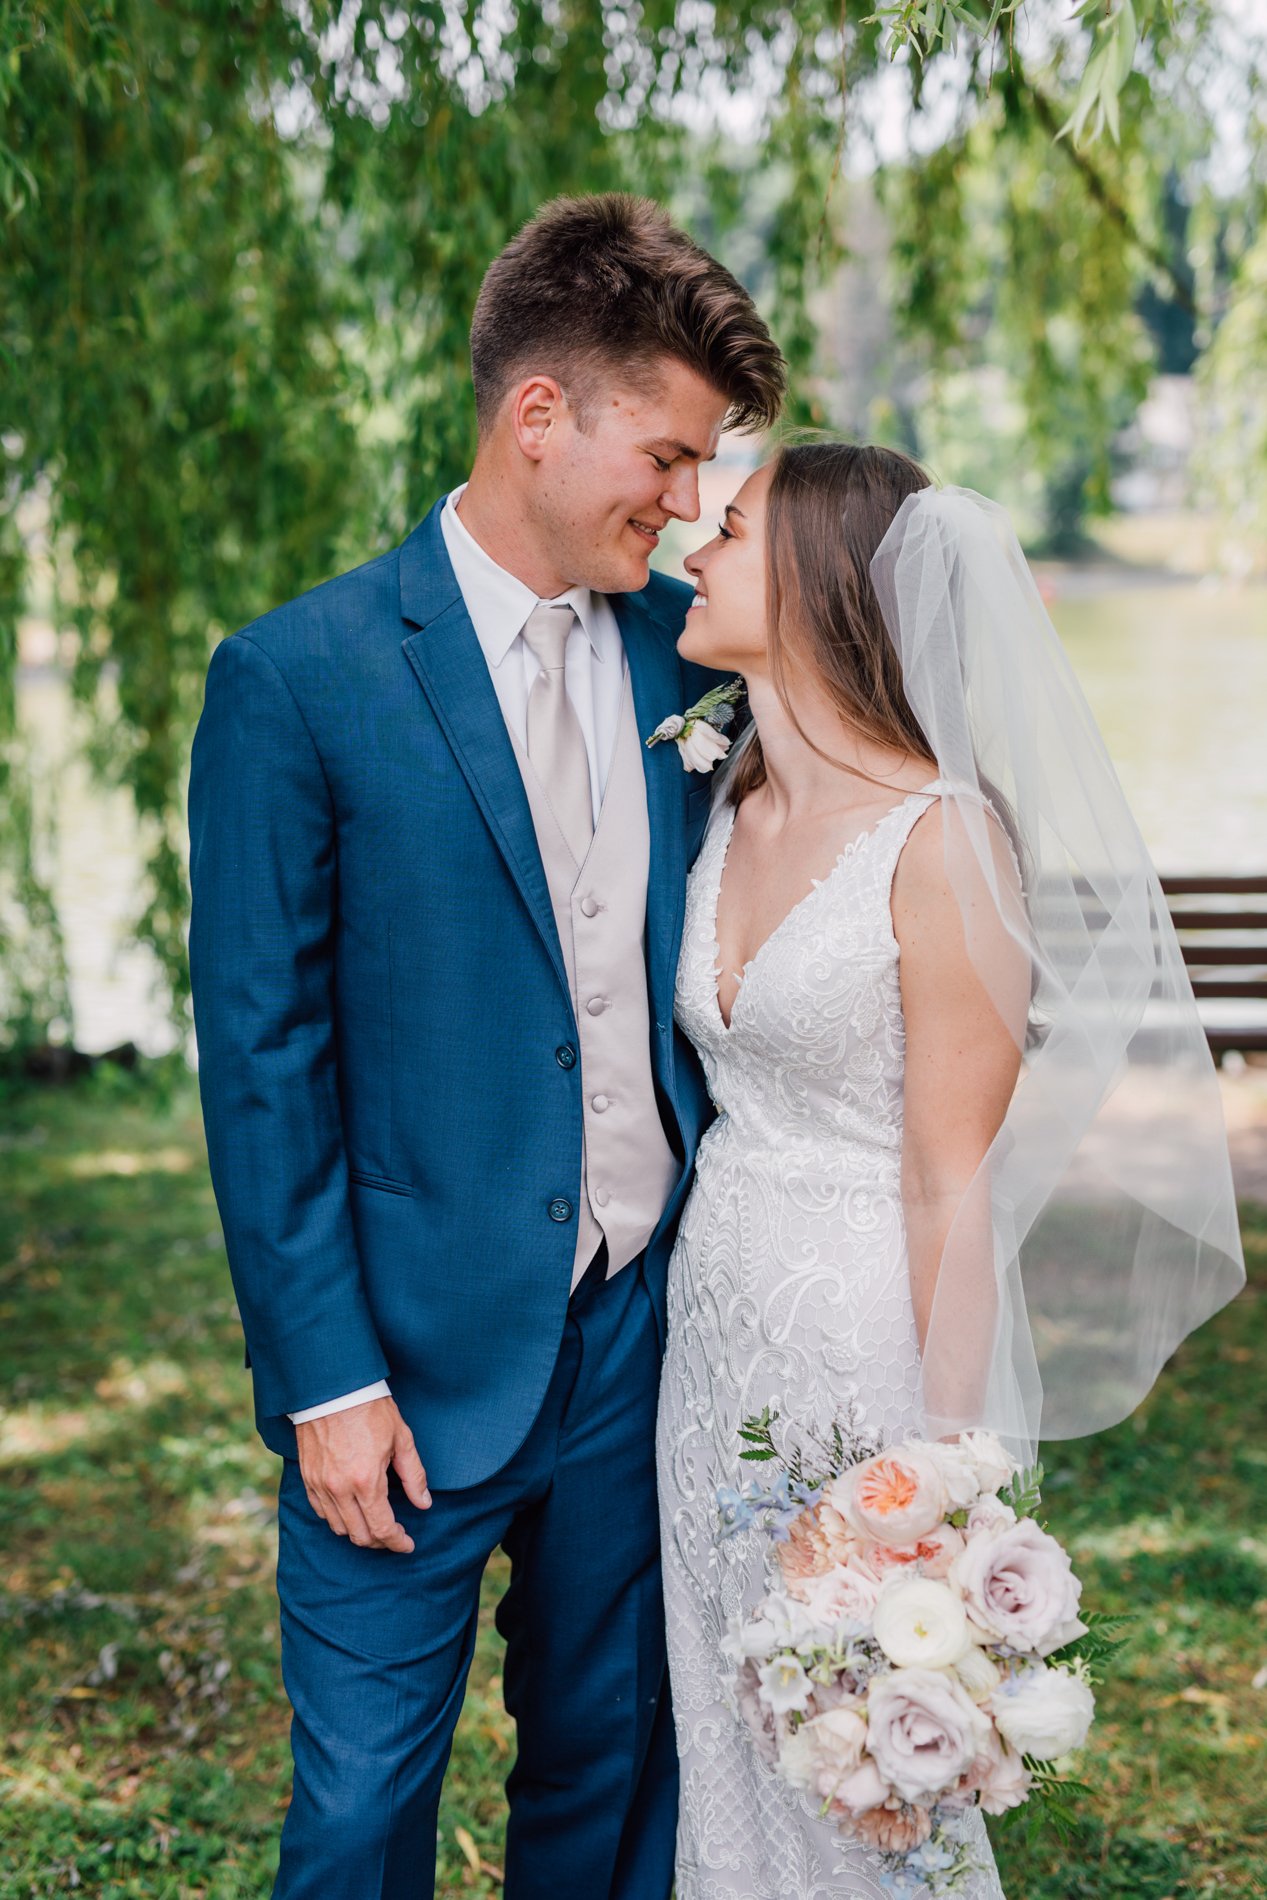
[509,375,569,462]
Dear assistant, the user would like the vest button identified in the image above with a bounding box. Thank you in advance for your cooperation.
[594,1187,610,1208]
[555,1044,577,1069]
[591,1094,610,1112]
[586,996,608,1017]
[579,895,600,918]
[548,1198,573,1223]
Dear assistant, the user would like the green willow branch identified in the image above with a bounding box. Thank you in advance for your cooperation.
[1025,73,1196,317]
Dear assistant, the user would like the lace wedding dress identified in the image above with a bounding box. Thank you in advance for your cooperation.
[656,781,1006,1900]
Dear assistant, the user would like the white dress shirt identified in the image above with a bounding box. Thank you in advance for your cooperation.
[289,485,630,1424]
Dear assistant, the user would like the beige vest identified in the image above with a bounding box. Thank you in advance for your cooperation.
[508,663,680,1289]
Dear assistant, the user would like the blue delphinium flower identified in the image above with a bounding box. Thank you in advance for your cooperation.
[909,1837,957,1875]
[716,1486,757,1536]
[879,1865,922,1896]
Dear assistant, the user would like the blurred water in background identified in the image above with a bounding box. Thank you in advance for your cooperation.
[15,561,1267,1057]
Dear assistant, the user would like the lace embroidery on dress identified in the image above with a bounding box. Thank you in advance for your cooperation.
[656,781,1007,1900]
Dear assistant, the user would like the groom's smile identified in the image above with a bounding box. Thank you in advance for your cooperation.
[526,358,731,597]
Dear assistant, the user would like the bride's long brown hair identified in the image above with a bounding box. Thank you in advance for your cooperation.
[724,439,1033,979]
[723,439,937,808]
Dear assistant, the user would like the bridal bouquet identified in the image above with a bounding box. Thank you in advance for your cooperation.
[719,1410,1117,1894]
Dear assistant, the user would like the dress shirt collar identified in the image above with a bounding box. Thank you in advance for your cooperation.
[442,484,607,666]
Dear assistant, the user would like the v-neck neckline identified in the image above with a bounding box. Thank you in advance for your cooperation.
[707,782,942,1034]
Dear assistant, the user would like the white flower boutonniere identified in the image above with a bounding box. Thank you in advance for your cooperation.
[646,678,745,774]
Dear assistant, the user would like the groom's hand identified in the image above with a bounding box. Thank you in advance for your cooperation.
[295,1397,432,1552]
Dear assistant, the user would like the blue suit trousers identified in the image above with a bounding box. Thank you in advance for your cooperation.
[272,1246,677,1899]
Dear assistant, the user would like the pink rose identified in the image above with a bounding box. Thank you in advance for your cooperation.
[806,1673,862,1717]
[977,1740,1034,1815]
[829,1447,946,1545]
[791,1562,881,1626]
[951,1518,1085,1656]
[856,1522,966,1582]
[831,1757,893,1817]
[864,1666,994,1806]
[780,1705,869,1801]
[937,1723,1012,1812]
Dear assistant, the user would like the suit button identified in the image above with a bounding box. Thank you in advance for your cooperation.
[555,1044,577,1069]
[591,1094,610,1112]
[579,895,600,918]
[548,1198,573,1223]
[586,996,608,1017]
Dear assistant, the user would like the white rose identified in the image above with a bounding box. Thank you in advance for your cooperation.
[780,1704,868,1799]
[677,721,732,772]
[757,1653,815,1715]
[977,1740,1034,1815]
[872,1578,971,1670]
[966,1494,1017,1537]
[950,1517,1086,1656]
[652,713,686,741]
[864,1667,994,1806]
[925,1441,981,1512]
[960,1430,1017,1494]
[991,1664,1095,1760]
[952,1643,1003,1704]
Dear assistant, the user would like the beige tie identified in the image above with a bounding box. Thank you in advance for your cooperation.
[521,601,595,864]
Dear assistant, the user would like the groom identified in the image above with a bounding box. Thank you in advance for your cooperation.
[188,193,784,1899]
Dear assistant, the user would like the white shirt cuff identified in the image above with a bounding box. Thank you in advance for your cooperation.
[288,1380,392,1423]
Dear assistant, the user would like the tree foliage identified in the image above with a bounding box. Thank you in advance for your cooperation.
[0,0,1258,1047]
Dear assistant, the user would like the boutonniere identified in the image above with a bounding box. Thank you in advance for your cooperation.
[645,678,745,774]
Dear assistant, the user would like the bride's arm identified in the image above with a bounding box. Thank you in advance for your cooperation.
[892,803,1026,1434]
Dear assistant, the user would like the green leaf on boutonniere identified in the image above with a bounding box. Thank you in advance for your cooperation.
[645,676,745,747]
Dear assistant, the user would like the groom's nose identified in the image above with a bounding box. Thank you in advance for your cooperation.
[661,462,702,524]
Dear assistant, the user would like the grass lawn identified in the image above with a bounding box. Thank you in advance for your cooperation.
[1,1067,1263,1897]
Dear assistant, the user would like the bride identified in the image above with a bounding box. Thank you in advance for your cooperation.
[654,440,1245,1898]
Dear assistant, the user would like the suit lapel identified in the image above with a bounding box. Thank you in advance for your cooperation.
[399,504,569,1001]
[612,587,689,1038]
[398,500,692,1034]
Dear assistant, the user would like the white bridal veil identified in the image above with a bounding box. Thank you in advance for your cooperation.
[868,485,1245,1460]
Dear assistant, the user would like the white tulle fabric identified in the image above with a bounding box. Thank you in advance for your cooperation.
[657,786,1006,1900]
[869,486,1245,1457]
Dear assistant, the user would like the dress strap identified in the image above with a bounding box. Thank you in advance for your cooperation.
[867,784,943,903]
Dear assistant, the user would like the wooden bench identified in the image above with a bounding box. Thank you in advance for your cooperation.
[1160,875,1267,1061]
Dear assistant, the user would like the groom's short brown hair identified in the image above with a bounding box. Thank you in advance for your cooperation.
[470,193,786,435]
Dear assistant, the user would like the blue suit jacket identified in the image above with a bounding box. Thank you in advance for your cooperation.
[188,499,726,1488]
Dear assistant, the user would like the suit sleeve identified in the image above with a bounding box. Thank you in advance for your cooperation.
[188,632,390,1417]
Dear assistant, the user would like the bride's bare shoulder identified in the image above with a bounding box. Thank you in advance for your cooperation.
[892,791,1020,911]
